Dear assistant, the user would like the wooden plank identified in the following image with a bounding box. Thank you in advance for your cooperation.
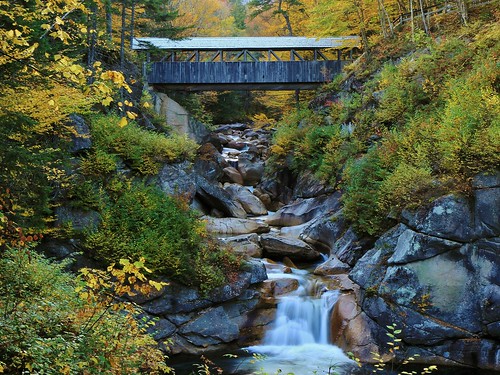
[147,60,344,88]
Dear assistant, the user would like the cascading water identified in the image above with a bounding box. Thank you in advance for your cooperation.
[240,269,354,374]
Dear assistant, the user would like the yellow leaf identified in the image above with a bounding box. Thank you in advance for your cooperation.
[126,111,137,119]
[101,96,113,106]
[48,99,55,106]
[142,102,151,108]
[118,117,128,127]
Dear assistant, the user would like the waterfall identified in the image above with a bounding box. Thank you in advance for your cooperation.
[241,272,354,375]
[263,290,339,346]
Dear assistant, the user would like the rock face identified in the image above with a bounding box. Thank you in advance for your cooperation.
[204,217,270,235]
[68,114,92,154]
[341,173,500,371]
[137,259,268,354]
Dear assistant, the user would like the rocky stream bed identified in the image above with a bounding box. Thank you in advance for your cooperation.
[45,118,499,374]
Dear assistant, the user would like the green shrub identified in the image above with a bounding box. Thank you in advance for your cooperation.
[378,163,435,216]
[342,150,389,236]
[0,247,168,374]
[89,113,198,175]
[80,148,118,177]
[84,182,240,291]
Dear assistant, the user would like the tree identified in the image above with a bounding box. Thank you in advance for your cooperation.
[248,0,304,36]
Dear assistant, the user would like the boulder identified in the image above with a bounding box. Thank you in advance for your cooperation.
[403,194,476,242]
[223,166,244,185]
[195,176,247,218]
[194,143,228,182]
[179,306,240,345]
[238,152,265,186]
[265,192,342,227]
[300,210,348,253]
[225,184,268,216]
[292,170,334,199]
[387,228,461,264]
[332,227,374,266]
[260,233,321,261]
[218,233,263,258]
[314,256,350,275]
[204,217,270,235]
[473,172,500,238]
[156,161,196,201]
[55,206,100,232]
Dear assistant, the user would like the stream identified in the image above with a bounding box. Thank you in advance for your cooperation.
[197,124,354,374]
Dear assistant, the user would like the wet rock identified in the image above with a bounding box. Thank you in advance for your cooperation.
[240,258,268,284]
[149,318,177,340]
[195,176,247,218]
[260,233,321,261]
[261,278,300,297]
[204,217,270,235]
[156,161,196,201]
[225,184,268,216]
[265,192,341,227]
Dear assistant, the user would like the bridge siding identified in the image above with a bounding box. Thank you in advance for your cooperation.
[148,61,343,89]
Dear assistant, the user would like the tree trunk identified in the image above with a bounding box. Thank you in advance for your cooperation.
[130,0,136,45]
[354,0,370,57]
[277,0,294,36]
[419,0,429,34]
[87,1,98,74]
[105,0,113,42]
[410,0,415,40]
[120,0,126,70]
[456,0,468,25]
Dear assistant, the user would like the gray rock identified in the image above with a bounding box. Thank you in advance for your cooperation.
[474,186,500,238]
[68,114,92,154]
[240,259,268,284]
[472,170,500,189]
[180,306,240,344]
[194,143,228,182]
[388,228,461,264]
[196,176,247,218]
[292,170,333,199]
[314,256,350,275]
[55,206,100,232]
[260,233,321,261]
[204,217,270,234]
[150,318,177,340]
[219,233,263,258]
[300,210,348,253]
[238,152,265,186]
[403,195,476,242]
[333,227,375,266]
[225,184,268,216]
[265,192,341,227]
[156,161,196,201]
[223,166,244,185]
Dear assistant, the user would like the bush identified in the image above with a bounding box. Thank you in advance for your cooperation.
[0,247,168,374]
[84,182,240,291]
[89,113,198,175]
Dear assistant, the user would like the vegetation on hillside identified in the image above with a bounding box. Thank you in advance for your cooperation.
[269,12,499,235]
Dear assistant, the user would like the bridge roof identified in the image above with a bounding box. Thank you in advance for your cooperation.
[131,36,360,51]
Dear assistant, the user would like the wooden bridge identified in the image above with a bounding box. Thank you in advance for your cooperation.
[132,37,360,91]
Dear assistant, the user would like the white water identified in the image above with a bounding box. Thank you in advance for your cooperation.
[240,270,354,374]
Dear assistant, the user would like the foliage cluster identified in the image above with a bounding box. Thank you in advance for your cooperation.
[0,247,169,374]
[83,181,241,292]
[89,113,198,175]
[268,19,499,235]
